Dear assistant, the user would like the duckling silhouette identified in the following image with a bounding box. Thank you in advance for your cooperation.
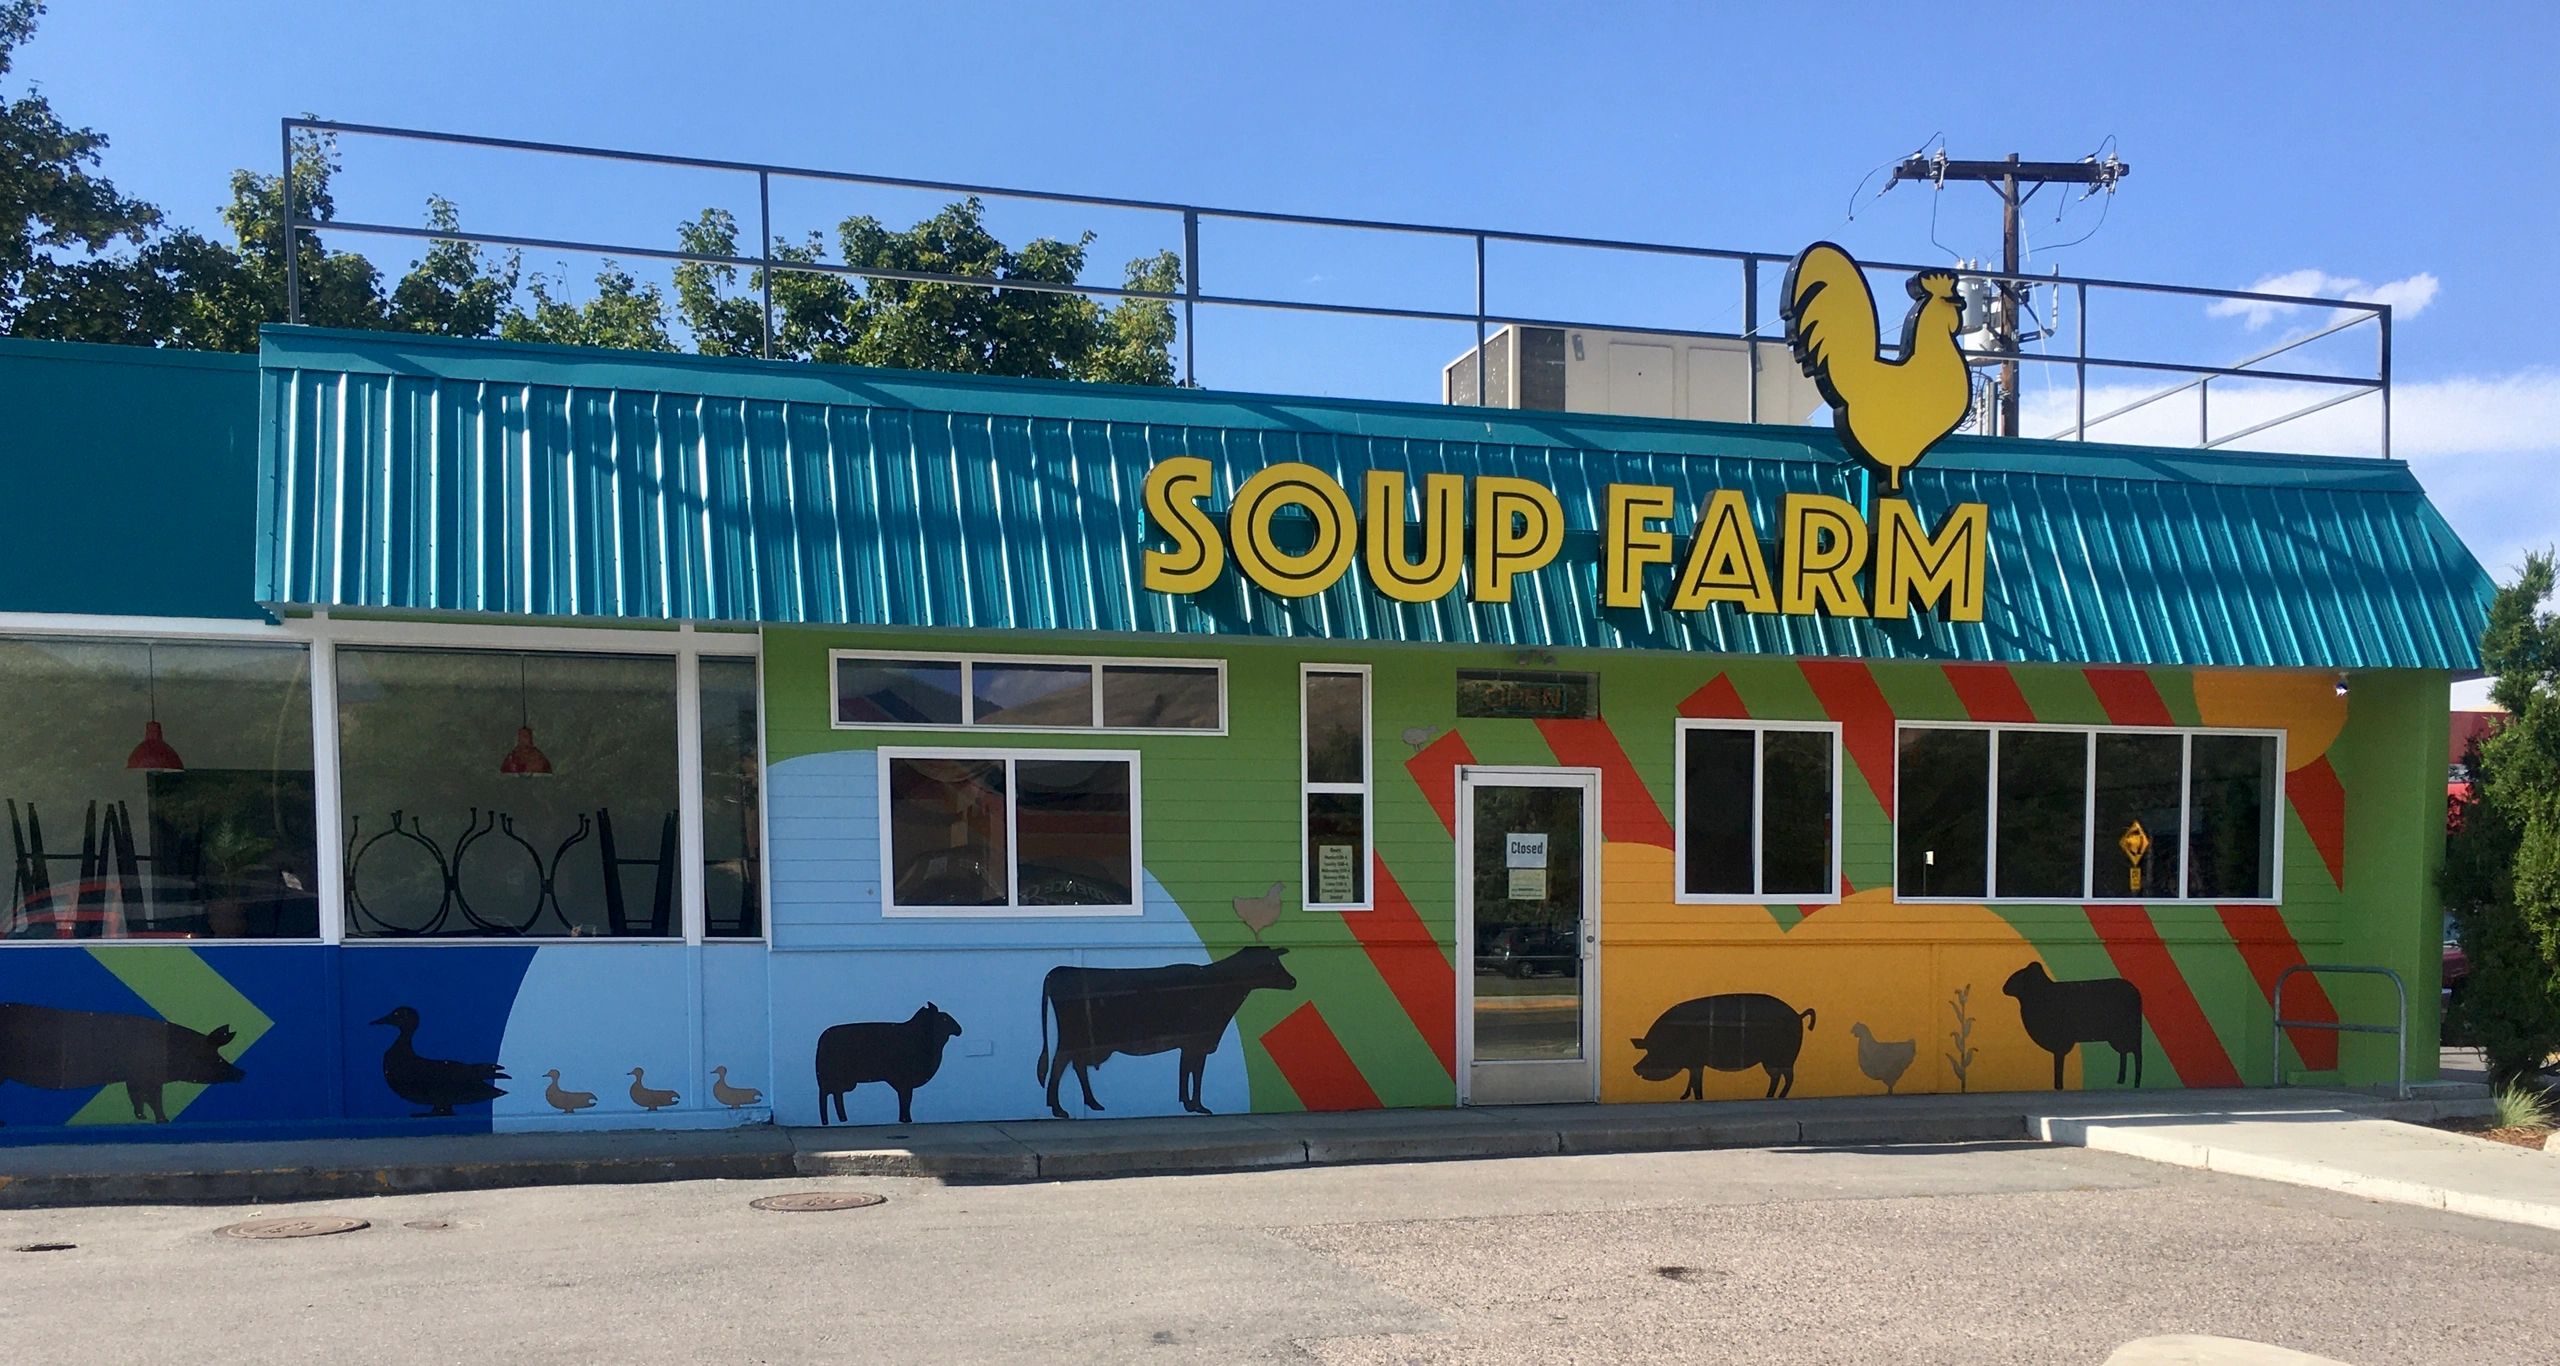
[628,1067,680,1111]
[710,1066,762,1109]
[542,1069,597,1115]
[370,1006,507,1117]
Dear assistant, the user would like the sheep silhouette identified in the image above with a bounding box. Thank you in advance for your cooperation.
[2003,962,2144,1090]
[815,1003,964,1125]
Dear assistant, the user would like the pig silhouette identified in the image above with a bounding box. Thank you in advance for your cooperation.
[0,1001,246,1123]
[1630,992,1817,1099]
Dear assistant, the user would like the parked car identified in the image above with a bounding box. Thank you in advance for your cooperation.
[1484,924,1577,979]
[2442,912,2472,1041]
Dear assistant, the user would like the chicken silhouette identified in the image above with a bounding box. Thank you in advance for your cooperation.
[710,1065,763,1109]
[369,1006,507,1117]
[1849,1022,1917,1095]
[1781,241,1972,491]
[541,1068,597,1115]
[627,1067,681,1112]
[1233,881,1286,939]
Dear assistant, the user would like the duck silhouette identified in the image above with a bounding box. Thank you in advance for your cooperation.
[370,1006,508,1117]
[710,1066,762,1109]
[542,1069,597,1115]
[628,1067,680,1111]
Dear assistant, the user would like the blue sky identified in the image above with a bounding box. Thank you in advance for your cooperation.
[26,1,2556,579]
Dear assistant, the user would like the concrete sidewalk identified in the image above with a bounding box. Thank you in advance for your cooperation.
[0,1083,2511,1216]
[2038,1104,2560,1232]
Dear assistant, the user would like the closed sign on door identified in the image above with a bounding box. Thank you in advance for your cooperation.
[1505,834,1547,869]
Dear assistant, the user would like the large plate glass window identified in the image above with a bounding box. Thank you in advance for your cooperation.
[1676,720,1839,902]
[1893,725,2280,903]
[1303,666,1370,910]
[1,637,318,940]
[337,649,680,938]
[832,653,1222,733]
[881,750,1140,916]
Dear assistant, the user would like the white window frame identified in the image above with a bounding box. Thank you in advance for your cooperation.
[877,745,1145,919]
[0,611,766,949]
[1301,664,1373,912]
[1892,720,2287,907]
[829,648,1226,736]
[1672,718,1844,906]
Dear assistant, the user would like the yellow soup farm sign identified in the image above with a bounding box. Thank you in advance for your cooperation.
[1143,242,1994,623]
[1141,460,1989,621]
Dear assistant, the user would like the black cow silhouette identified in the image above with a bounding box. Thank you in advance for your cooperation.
[1037,947,1296,1118]
[814,1003,964,1126]
[2004,962,2144,1090]
[371,1005,508,1116]
[0,1001,245,1123]
[1630,993,1817,1099]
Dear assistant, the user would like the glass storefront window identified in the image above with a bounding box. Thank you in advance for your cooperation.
[1995,729,2090,898]
[337,649,679,938]
[701,657,763,938]
[1,638,318,940]
[1896,728,1989,898]
[2091,733,2184,900]
[1303,666,1370,908]
[1677,722,1838,901]
[2187,734,2279,900]
[883,750,1141,915]
[833,653,1222,732]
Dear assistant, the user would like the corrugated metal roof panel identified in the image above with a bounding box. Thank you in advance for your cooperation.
[256,327,2495,671]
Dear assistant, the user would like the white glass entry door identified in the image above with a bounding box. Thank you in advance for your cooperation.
[1457,767,1600,1105]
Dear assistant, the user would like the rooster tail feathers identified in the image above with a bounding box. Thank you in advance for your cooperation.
[1780,242,1880,398]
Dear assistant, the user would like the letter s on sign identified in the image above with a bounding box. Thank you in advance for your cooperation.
[1143,457,1225,594]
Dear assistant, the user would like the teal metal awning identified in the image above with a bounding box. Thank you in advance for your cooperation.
[255,327,2495,671]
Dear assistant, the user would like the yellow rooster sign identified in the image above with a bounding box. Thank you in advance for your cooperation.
[1781,242,1973,490]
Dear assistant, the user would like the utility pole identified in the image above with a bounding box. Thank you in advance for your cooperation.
[1890,150,2129,436]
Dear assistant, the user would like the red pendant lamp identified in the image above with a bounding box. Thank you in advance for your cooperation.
[126,645,185,772]
[498,653,554,777]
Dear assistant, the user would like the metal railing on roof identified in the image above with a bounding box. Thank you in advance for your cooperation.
[280,118,2392,460]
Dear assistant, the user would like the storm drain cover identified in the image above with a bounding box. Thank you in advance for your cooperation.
[217,1216,370,1240]
[749,1192,885,1213]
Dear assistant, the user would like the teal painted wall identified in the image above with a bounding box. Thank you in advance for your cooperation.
[0,338,263,619]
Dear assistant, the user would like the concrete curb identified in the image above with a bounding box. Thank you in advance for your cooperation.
[0,1086,2513,1210]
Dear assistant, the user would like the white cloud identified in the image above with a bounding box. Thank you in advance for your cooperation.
[2204,269,2439,329]
[2018,367,2560,584]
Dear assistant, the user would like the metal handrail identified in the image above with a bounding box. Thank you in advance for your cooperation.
[2272,963,2408,1100]
[278,117,2392,458]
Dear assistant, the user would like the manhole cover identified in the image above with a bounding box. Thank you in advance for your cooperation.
[217,1216,370,1240]
[14,1242,75,1253]
[749,1192,885,1213]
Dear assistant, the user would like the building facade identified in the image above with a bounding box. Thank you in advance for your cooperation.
[0,321,2491,1143]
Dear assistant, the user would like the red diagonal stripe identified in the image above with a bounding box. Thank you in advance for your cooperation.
[2085,668,2174,727]
[1945,663,2036,723]
[1345,858,1456,1078]
[1260,1002,1383,1112]
[1406,729,1477,836]
[1678,674,1751,719]
[1800,659,1897,817]
[2218,903,2341,1072]
[2084,903,2243,1088]
[2290,754,2346,889]
[1536,717,1674,848]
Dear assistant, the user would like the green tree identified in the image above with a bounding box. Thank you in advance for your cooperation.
[499,262,675,352]
[2442,552,2560,1087]
[672,196,1181,383]
[0,0,161,334]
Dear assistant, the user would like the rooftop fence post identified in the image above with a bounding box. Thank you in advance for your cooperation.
[282,121,301,325]
[1743,258,1760,424]
[2074,282,2089,440]
[758,170,775,360]
[2378,306,2393,460]
[1182,209,1199,387]
[2198,374,2210,446]
[1473,233,1488,407]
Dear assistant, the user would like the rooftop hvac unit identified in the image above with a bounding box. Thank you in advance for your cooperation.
[1442,325,1828,426]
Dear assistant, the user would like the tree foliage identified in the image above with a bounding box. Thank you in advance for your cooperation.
[0,2,1180,385]
[2443,552,2560,1087]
